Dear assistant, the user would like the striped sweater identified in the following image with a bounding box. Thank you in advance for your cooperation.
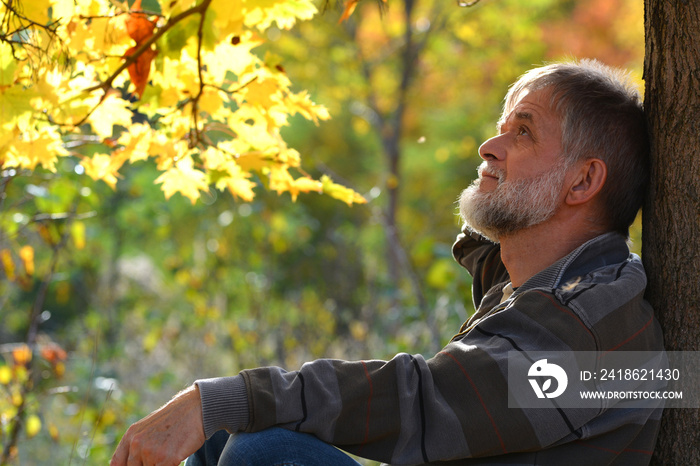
[196,231,665,465]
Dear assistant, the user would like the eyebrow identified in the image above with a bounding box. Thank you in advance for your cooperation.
[497,110,536,133]
[514,111,534,123]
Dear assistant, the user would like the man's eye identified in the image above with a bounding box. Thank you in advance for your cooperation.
[517,126,529,136]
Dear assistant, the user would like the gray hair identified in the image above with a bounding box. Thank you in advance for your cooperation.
[502,59,649,236]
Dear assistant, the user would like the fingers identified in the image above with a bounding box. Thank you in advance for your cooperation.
[110,427,153,466]
[125,434,147,466]
[110,386,204,466]
[110,430,131,466]
[111,432,181,466]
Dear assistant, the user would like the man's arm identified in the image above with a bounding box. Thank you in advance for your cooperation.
[452,229,508,308]
[110,385,205,466]
[195,295,602,465]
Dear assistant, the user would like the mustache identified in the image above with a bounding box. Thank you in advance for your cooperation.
[477,163,504,182]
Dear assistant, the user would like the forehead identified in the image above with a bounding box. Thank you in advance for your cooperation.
[500,87,560,129]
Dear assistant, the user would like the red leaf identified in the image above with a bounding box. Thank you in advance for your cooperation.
[125,45,158,98]
[126,0,156,43]
[123,0,158,98]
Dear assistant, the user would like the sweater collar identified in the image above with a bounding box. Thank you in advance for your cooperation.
[512,232,630,298]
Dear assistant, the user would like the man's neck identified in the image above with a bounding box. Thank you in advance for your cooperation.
[498,217,604,288]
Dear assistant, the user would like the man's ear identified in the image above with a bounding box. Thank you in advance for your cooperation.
[566,158,607,206]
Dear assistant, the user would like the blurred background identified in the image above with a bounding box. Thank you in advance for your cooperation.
[0,0,644,463]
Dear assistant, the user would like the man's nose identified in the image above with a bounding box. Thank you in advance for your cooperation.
[478,134,506,162]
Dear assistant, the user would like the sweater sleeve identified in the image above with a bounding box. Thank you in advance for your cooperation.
[195,375,250,439]
[451,230,508,308]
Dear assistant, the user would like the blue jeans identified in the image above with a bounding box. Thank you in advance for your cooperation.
[185,428,362,466]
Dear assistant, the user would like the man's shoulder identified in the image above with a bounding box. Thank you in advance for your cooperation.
[520,232,643,299]
[554,251,646,307]
[511,250,661,353]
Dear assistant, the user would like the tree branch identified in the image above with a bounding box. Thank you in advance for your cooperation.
[82,0,210,95]
[189,0,213,148]
[0,0,61,36]
[60,0,211,129]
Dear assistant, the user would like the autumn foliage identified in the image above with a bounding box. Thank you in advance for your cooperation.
[0,0,366,205]
[124,0,158,98]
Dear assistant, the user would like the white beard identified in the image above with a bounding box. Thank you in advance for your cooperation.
[458,162,568,242]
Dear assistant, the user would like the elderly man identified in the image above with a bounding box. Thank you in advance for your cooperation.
[111,59,664,466]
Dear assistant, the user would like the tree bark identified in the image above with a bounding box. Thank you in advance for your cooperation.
[643,1,700,464]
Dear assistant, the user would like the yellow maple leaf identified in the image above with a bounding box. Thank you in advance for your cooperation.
[30,67,63,111]
[148,133,181,170]
[232,150,266,172]
[293,176,323,195]
[229,105,277,148]
[267,166,322,201]
[63,18,90,55]
[223,176,256,201]
[21,0,51,25]
[202,147,257,201]
[0,85,35,134]
[90,93,133,138]
[73,0,106,17]
[50,76,101,126]
[198,87,223,117]
[0,43,36,131]
[207,35,260,79]
[80,151,130,189]
[244,0,317,31]
[277,147,300,167]
[0,41,18,86]
[244,78,281,109]
[160,84,183,110]
[154,156,208,204]
[285,91,330,124]
[269,165,295,196]
[118,123,153,163]
[214,168,257,201]
[200,146,226,170]
[210,0,248,37]
[5,126,68,171]
[321,175,367,206]
[159,112,191,141]
[51,0,76,21]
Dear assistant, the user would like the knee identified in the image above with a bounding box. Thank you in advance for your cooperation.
[219,428,361,466]
[221,428,291,464]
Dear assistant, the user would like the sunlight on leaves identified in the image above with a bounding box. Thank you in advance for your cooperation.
[0,0,365,205]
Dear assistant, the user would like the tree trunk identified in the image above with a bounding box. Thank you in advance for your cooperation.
[643,1,700,464]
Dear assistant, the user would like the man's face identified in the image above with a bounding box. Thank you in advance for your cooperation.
[459,88,569,241]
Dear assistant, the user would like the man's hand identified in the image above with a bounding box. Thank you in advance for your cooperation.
[110,384,206,466]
